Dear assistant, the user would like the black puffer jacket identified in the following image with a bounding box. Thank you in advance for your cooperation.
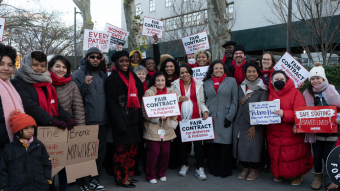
[0,136,52,191]
[0,96,10,148]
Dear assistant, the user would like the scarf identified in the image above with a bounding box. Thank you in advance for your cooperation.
[32,82,59,117]
[19,136,34,148]
[115,67,141,110]
[222,55,227,63]
[49,71,72,86]
[261,68,275,75]
[241,78,267,92]
[168,73,179,84]
[156,86,167,95]
[232,59,247,86]
[147,69,156,79]
[187,62,197,68]
[178,78,200,121]
[131,63,139,68]
[143,81,148,94]
[0,79,25,142]
[212,73,227,92]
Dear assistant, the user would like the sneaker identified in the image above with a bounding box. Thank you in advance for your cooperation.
[179,165,189,176]
[149,179,157,184]
[274,177,284,182]
[195,167,207,180]
[238,168,250,180]
[291,176,303,186]
[160,176,167,181]
[79,185,94,191]
[89,179,105,191]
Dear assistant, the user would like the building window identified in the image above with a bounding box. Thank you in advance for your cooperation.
[166,0,172,7]
[150,0,156,12]
[136,4,142,15]
[227,3,234,19]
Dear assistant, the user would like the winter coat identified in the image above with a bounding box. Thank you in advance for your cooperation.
[0,96,10,148]
[171,78,209,117]
[72,58,108,125]
[54,81,86,126]
[0,136,52,191]
[227,55,252,77]
[266,78,313,178]
[204,77,238,144]
[11,76,73,126]
[142,86,178,142]
[232,85,268,162]
[105,69,144,145]
[145,44,161,87]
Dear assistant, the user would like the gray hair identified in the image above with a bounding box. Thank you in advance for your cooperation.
[133,65,147,75]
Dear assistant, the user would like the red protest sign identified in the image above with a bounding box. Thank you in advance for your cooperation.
[294,106,338,133]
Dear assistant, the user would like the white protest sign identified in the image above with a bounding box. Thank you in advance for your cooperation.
[179,117,214,142]
[83,29,110,53]
[0,17,5,42]
[142,17,164,39]
[249,101,281,125]
[104,23,129,50]
[181,31,210,55]
[273,52,309,88]
[192,66,209,81]
[143,93,180,117]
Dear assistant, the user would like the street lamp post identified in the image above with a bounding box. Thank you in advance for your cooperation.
[287,0,292,53]
[74,7,81,71]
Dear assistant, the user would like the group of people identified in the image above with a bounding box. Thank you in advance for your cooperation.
[0,36,339,191]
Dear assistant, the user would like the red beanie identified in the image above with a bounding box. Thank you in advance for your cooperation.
[10,109,37,134]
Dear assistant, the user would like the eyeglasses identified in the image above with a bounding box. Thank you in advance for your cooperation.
[89,55,102,60]
[234,53,244,55]
[262,58,271,61]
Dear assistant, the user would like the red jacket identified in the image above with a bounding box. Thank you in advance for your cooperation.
[266,78,313,178]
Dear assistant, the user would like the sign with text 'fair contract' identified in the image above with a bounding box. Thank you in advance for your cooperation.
[0,17,6,42]
[143,93,180,117]
[104,23,129,49]
[192,66,209,81]
[273,52,309,88]
[181,31,210,55]
[179,117,215,142]
[249,101,281,125]
[83,29,110,53]
[37,125,99,183]
[142,17,164,38]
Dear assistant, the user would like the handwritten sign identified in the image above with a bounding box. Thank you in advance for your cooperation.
[104,23,129,50]
[294,106,337,133]
[249,101,281,125]
[0,17,5,42]
[192,66,209,81]
[142,17,164,38]
[83,29,110,53]
[273,52,309,88]
[179,117,214,142]
[181,31,210,55]
[37,125,99,183]
[143,93,180,117]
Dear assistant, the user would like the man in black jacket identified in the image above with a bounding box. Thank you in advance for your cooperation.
[222,41,236,67]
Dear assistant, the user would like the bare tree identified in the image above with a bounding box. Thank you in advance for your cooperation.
[123,0,140,52]
[267,0,340,65]
[73,0,93,33]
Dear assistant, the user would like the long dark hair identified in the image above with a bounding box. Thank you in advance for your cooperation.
[180,64,193,76]
[160,58,180,78]
[260,52,276,70]
[203,60,230,82]
[149,71,170,87]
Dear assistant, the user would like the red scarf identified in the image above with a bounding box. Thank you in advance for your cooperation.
[143,81,148,94]
[178,78,200,121]
[49,71,72,86]
[147,69,156,79]
[115,67,141,110]
[187,62,197,68]
[211,73,227,92]
[336,138,340,147]
[232,59,246,86]
[261,68,275,75]
[156,86,167,95]
[168,73,179,84]
[222,55,227,63]
[32,82,59,117]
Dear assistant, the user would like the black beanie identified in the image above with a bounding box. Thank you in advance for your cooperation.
[271,70,288,80]
[222,41,236,48]
[111,50,129,63]
[233,45,246,55]
[85,47,103,58]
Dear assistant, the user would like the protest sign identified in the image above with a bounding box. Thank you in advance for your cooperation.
[142,17,164,38]
[104,23,129,50]
[0,17,5,42]
[326,146,340,185]
[192,66,209,81]
[294,106,337,133]
[249,101,281,125]
[179,117,214,142]
[83,29,110,53]
[181,31,210,55]
[37,125,99,183]
[273,52,309,88]
[143,93,180,117]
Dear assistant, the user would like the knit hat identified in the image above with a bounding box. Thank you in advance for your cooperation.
[10,109,37,134]
[308,62,326,81]
[85,47,103,58]
[233,45,246,55]
[111,50,129,63]
[222,41,237,48]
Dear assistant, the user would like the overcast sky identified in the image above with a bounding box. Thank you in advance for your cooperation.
[5,0,122,30]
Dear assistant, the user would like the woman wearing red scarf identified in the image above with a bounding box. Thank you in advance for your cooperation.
[190,49,211,68]
[203,60,238,178]
[260,52,276,86]
[142,72,178,184]
[105,50,144,188]
[160,58,180,84]
[171,64,209,180]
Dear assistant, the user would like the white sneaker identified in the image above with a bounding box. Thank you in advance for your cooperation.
[149,179,157,184]
[160,176,167,181]
[195,167,207,180]
[179,165,189,176]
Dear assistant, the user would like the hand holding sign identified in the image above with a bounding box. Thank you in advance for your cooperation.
[274,109,284,117]
[152,34,158,43]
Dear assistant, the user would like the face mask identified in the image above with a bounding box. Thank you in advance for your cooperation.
[188,59,195,65]
[274,80,285,90]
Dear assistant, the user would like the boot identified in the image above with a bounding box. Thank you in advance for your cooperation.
[238,168,250,180]
[246,169,259,181]
[291,175,303,186]
[311,172,323,190]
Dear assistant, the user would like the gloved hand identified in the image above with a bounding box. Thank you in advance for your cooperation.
[50,119,67,130]
[67,118,77,130]
[224,118,232,128]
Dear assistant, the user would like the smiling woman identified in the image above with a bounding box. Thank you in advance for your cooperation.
[160,58,180,84]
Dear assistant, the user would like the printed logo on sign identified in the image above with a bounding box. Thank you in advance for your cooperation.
[51,99,55,104]
[130,94,137,97]
[311,127,320,130]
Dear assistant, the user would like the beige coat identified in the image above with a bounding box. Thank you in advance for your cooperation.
[142,86,178,141]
